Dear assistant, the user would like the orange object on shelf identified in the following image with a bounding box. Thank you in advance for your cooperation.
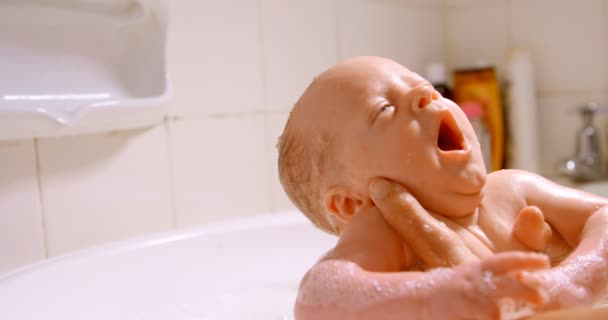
[453,67,505,171]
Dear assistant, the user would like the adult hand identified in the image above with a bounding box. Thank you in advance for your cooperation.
[368,177,477,268]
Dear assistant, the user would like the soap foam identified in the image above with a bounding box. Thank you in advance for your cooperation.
[297,260,415,310]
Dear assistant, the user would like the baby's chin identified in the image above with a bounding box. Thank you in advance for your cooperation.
[451,162,487,195]
[463,174,487,195]
[427,189,485,218]
[425,172,487,217]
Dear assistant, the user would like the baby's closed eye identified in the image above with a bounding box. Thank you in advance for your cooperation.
[379,104,395,113]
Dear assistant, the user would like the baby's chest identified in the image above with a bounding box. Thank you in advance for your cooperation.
[478,207,572,263]
[477,207,528,252]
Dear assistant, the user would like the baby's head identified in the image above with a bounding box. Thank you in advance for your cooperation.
[278,56,487,235]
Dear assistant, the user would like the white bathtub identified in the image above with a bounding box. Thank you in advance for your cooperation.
[0,212,336,320]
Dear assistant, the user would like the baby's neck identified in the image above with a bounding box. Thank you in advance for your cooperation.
[452,208,480,227]
[430,207,479,228]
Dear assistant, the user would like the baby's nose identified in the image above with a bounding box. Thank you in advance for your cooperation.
[410,83,439,112]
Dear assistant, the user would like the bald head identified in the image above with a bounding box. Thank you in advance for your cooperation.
[278,56,423,234]
[291,56,417,131]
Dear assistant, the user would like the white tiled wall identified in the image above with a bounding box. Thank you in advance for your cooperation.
[261,0,339,110]
[0,0,444,273]
[265,111,293,212]
[169,115,269,227]
[444,0,608,176]
[168,0,265,116]
[36,126,173,256]
[0,141,45,272]
[8,0,603,274]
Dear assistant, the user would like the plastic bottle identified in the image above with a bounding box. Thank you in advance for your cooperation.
[425,63,454,100]
[461,101,492,171]
[506,49,540,173]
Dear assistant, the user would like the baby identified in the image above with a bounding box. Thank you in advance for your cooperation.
[277,56,608,319]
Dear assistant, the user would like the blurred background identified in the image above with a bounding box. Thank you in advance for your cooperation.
[1,0,607,274]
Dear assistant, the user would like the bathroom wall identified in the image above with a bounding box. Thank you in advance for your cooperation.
[0,0,444,273]
[444,0,608,176]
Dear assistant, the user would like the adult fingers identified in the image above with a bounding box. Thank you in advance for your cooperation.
[369,177,475,267]
[368,177,426,236]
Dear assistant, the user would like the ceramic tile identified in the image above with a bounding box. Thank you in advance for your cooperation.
[168,0,264,116]
[606,0,608,92]
[338,2,443,71]
[394,6,445,74]
[261,0,338,110]
[0,140,45,273]
[360,0,442,7]
[37,126,173,256]
[403,0,442,7]
[337,0,397,60]
[536,92,608,176]
[445,2,509,77]
[170,115,271,227]
[509,0,606,92]
[444,0,505,8]
[264,112,297,213]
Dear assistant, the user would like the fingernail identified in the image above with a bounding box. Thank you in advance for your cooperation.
[370,178,392,200]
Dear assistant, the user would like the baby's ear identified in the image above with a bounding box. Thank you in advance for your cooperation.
[324,186,370,223]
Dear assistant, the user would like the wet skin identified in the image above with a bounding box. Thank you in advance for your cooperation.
[288,56,608,319]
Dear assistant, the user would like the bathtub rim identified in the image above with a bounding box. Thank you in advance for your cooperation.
[0,210,320,283]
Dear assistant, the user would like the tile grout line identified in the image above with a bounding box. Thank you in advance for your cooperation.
[265,116,277,212]
[505,0,513,53]
[167,108,286,122]
[601,0,608,166]
[440,0,450,72]
[603,0,608,94]
[256,0,275,212]
[334,0,342,61]
[163,119,178,230]
[256,0,269,109]
[33,138,50,258]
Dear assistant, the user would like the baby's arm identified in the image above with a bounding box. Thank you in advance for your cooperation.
[512,170,608,307]
[296,248,549,320]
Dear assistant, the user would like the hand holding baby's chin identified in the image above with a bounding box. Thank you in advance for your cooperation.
[426,252,550,320]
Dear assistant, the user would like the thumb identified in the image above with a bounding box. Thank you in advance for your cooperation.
[369,177,420,226]
[368,178,440,258]
[369,177,477,267]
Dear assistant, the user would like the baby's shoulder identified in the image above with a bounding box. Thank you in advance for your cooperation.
[486,169,546,194]
[482,169,533,211]
[486,168,532,183]
[486,169,548,195]
[485,169,523,194]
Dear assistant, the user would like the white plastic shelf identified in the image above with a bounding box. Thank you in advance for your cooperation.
[0,0,169,140]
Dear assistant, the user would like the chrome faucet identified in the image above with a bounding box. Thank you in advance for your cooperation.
[559,102,605,181]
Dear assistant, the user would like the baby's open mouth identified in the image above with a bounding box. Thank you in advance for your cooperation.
[437,113,465,152]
